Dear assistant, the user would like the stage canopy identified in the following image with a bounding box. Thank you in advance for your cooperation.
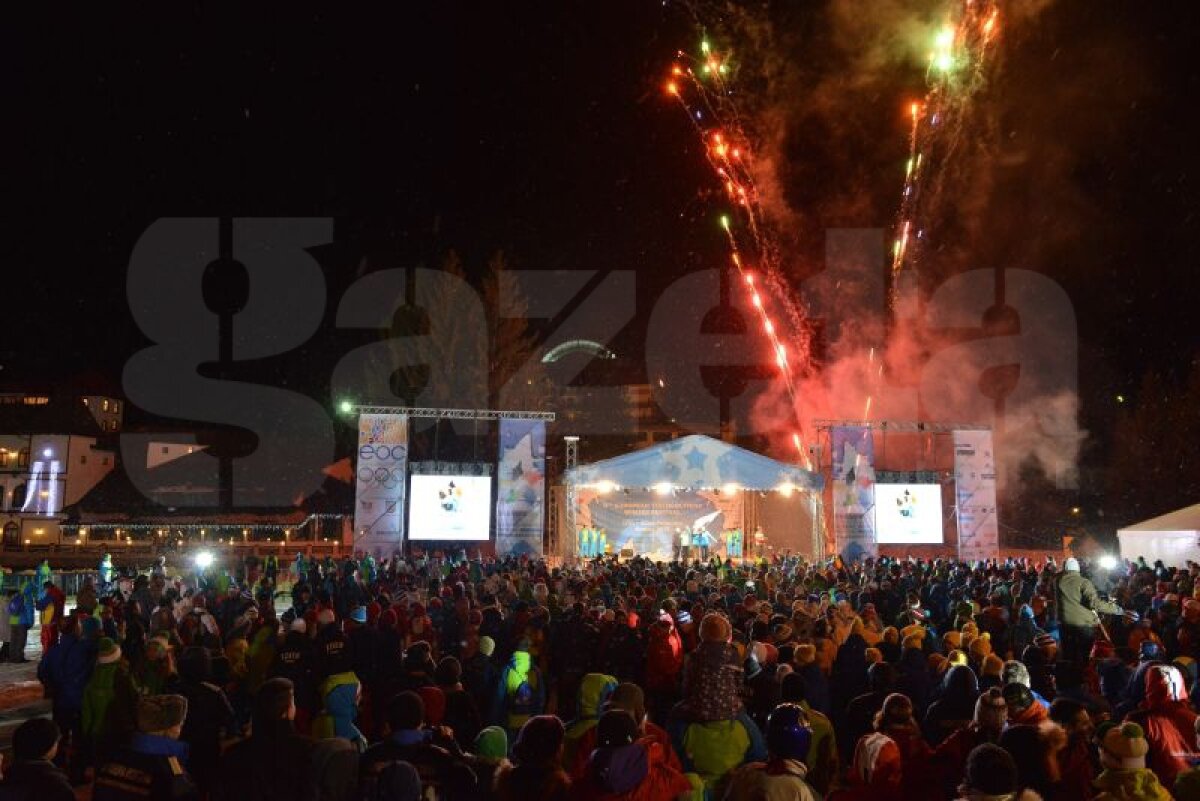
[567,434,823,493]
[1117,502,1200,567]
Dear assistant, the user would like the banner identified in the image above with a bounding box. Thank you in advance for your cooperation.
[954,429,1000,563]
[354,414,409,558]
[495,419,546,557]
[831,425,877,562]
[574,488,744,560]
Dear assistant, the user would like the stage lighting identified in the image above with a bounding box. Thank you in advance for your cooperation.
[338,400,354,415]
[776,482,795,497]
[194,551,215,570]
[595,480,616,494]
[654,482,672,496]
[1099,554,1118,570]
[722,482,741,496]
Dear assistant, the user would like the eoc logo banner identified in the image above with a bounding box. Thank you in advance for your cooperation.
[495,419,546,558]
[354,414,409,557]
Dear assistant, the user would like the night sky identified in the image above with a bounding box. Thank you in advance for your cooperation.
[6,2,1199,515]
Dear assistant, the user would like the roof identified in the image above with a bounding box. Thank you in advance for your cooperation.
[1118,503,1200,535]
[566,433,822,492]
[61,450,353,522]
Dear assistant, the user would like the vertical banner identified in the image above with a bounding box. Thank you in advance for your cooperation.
[496,419,546,558]
[831,425,877,562]
[354,414,409,558]
[954,429,1000,563]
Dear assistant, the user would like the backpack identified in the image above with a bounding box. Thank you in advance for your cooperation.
[509,668,539,718]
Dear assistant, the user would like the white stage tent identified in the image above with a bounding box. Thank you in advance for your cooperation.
[1117,503,1200,567]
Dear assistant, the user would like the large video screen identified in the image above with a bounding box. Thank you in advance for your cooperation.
[408,475,492,541]
[874,483,944,544]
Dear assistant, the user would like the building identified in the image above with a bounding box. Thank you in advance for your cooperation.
[0,377,123,548]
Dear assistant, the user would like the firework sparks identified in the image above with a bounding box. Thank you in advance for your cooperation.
[663,37,813,466]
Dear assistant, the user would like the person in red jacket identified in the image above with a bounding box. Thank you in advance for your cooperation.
[643,613,683,720]
[575,710,691,801]
[569,683,682,781]
[1126,663,1200,787]
[931,687,1007,800]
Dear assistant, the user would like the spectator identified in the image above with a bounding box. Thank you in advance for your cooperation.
[574,710,690,801]
[725,703,819,801]
[93,695,199,801]
[0,718,74,801]
[1093,722,1172,801]
[495,715,570,801]
[215,677,318,801]
[359,691,478,801]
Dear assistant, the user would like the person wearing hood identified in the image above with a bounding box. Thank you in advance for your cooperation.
[360,691,477,801]
[1092,722,1172,801]
[1118,642,1168,718]
[495,715,570,801]
[468,726,510,801]
[873,693,933,800]
[923,665,980,746]
[463,635,499,722]
[932,687,1008,801]
[177,646,236,797]
[1125,663,1199,787]
[725,703,820,801]
[562,673,618,770]
[491,639,546,741]
[82,638,138,767]
[576,710,691,801]
[1010,604,1046,661]
[312,664,366,750]
[0,718,75,801]
[94,695,199,801]
[567,682,681,781]
[643,613,683,716]
[831,618,870,722]
[842,662,895,762]
[214,678,318,801]
[894,644,933,717]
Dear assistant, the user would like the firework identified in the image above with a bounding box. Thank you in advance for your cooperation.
[663,37,813,467]
[889,1,1002,312]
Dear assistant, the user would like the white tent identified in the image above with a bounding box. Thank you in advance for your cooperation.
[1117,503,1200,567]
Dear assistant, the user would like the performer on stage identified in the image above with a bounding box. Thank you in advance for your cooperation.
[753,526,766,559]
[728,528,742,561]
[695,528,711,561]
[678,527,691,561]
[597,528,608,556]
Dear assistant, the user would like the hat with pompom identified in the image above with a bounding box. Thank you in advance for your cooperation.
[1101,722,1150,770]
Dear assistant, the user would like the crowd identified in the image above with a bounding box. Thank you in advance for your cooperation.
[2,549,1200,801]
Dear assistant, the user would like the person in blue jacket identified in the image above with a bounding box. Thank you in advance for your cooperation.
[39,614,97,782]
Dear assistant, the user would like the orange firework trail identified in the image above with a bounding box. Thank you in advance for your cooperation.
[664,38,813,468]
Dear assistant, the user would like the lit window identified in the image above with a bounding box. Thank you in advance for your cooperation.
[113,401,120,414]
[102,399,109,412]
[22,396,49,405]
[82,397,90,407]
[17,449,29,468]
[162,446,170,455]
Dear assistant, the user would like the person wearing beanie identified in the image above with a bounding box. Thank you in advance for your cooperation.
[1057,556,1123,663]
[1126,664,1200,787]
[930,687,1008,800]
[82,636,138,768]
[677,617,745,723]
[1009,603,1047,659]
[1093,722,1172,801]
[725,704,820,801]
[575,710,691,801]
[784,641,829,719]
[496,715,570,801]
[980,653,1006,692]
[865,647,883,665]
[462,635,499,727]
[469,726,511,801]
[879,627,901,664]
[0,717,74,801]
[997,722,1067,800]
[1003,681,1050,725]
[868,693,932,800]
[94,695,198,801]
[436,656,483,752]
[942,630,963,653]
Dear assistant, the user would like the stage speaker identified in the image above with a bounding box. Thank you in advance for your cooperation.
[620,548,634,559]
